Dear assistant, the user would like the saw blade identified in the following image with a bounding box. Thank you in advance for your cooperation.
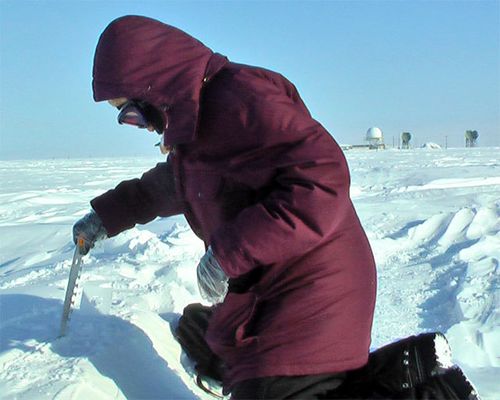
[59,240,84,337]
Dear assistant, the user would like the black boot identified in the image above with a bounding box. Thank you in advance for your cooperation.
[396,366,480,400]
[326,332,456,399]
[368,332,453,392]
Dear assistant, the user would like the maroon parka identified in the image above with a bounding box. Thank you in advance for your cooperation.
[90,16,377,388]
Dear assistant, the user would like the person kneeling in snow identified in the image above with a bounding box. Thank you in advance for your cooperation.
[73,16,478,400]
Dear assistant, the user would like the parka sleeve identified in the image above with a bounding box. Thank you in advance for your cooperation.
[90,160,184,237]
[209,90,353,279]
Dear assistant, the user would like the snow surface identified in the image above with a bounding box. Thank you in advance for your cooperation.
[1,147,499,399]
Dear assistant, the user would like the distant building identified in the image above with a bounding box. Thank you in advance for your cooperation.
[341,127,386,151]
[365,127,385,149]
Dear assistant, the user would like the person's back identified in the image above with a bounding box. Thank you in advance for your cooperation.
[179,60,377,388]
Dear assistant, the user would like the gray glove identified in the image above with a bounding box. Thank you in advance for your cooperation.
[197,246,228,304]
[72,210,108,255]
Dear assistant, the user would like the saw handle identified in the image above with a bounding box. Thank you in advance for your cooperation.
[72,211,107,255]
[75,235,89,256]
[77,236,86,254]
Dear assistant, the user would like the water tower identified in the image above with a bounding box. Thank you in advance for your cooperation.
[366,127,384,148]
[401,131,412,149]
[465,130,479,148]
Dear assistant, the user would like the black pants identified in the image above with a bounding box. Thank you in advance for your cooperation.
[230,372,346,400]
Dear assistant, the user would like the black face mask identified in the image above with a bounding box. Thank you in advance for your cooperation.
[117,100,165,134]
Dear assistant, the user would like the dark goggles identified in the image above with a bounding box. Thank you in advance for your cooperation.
[117,100,165,134]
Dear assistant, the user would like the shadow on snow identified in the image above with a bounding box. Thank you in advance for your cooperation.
[416,239,479,333]
[0,294,194,399]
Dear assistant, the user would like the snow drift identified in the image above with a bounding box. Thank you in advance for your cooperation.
[1,148,499,399]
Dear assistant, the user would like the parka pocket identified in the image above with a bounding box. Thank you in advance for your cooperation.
[206,292,259,350]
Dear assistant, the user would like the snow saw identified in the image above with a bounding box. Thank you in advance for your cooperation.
[59,236,86,337]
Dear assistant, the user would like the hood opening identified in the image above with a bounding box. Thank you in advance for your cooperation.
[93,15,228,144]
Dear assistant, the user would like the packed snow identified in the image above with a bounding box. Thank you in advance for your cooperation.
[421,142,443,149]
[1,147,499,399]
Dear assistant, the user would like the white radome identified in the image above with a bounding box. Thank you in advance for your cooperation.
[366,127,384,140]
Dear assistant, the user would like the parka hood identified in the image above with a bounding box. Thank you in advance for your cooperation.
[93,15,228,145]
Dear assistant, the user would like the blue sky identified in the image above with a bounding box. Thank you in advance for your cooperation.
[0,0,498,159]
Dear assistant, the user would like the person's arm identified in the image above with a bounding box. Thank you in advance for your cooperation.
[90,160,184,237]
